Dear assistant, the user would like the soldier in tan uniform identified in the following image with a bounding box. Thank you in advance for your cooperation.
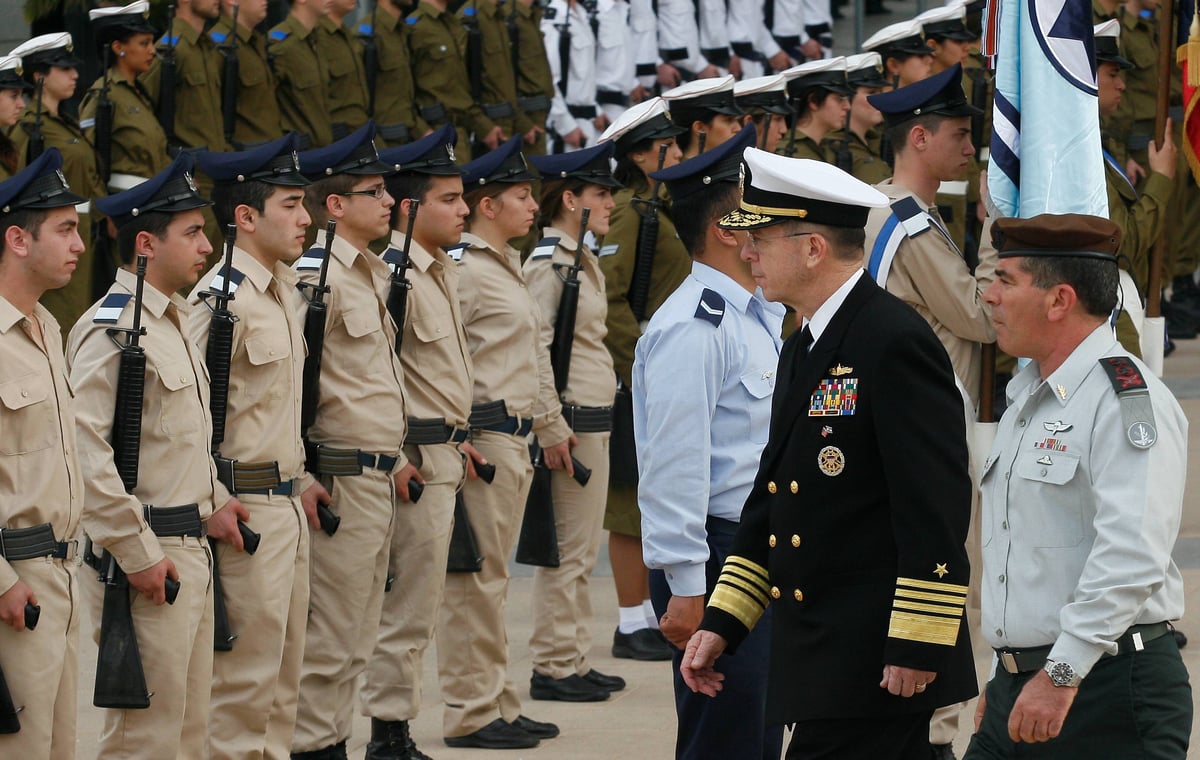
[0,150,86,760]
[367,0,433,147]
[290,123,421,758]
[779,58,851,161]
[511,0,555,155]
[596,98,687,662]
[360,125,474,760]
[210,0,284,148]
[269,0,334,149]
[524,141,626,703]
[446,135,573,751]
[71,152,249,760]
[318,0,370,141]
[190,135,330,760]
[9,35,106,334]
[82,2,171,191]
[863,65,996,409]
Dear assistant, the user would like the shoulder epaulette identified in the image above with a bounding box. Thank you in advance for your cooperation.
[462,5,476,15]
[445,243,467,262]
[296,246,328,271]
[357,23,372,34]
[694,288,725,327]
[80,117,95,129]
[891,196,930,238]
[1099,355,1158,449]
[405,14,419,25]
[209,30,228,44]
[158,34,180,47]
[543,5,557,19]
[94,293,134,324]
[530,237,560,260]
[208,267,246,295]
[268,28,289,41]
[598,243,618,258]
[381,246,403,269]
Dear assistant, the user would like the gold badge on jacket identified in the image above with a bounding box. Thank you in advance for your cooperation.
[817,446,845,476]
[809,377,858,416]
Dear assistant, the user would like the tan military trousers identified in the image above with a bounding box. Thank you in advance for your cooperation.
[209,492,310,760]
[0,556,79,760]
[85,537,214,760]
[529,432,610,678]
[437,430,533,737]
[293,468,394,752]
[361,443,463,722]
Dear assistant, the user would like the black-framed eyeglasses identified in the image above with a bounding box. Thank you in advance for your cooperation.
[337,185,388,200]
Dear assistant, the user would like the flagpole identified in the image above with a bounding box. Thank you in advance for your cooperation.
[1147,0,1177,320]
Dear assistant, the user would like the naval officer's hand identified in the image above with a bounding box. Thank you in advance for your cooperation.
[880,664,937,698]
[680,630,727,697]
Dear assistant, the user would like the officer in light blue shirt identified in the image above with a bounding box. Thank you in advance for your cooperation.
[633,125,786,760]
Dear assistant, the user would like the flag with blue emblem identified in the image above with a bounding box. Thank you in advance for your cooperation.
[986,0,1107,218]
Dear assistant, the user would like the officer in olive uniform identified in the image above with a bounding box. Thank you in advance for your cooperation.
[511,0,555,155]
[364,0,432,147]
[408,0,498,165]
[269,0,334,149]
[734,74,792,153]
[662,76,745,159]
[10,34,107,334]
[0,56,28,183]
[317,0,370,141]
[460,0,535,156]
[210,0,284,148]
[824,52,892,186]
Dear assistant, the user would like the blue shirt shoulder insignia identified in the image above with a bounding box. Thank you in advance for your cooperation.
[694,288,725,327]
[296,246,328,271]
[445,243,467,262]
[158,34,180,47]
[405,15,420,25]
[463,6,476,16]
[530,237,560,260]
[381,246,403,268]
[269,29,289,41]
[357,23,373,34]
[94,293,133,324]
[210,30,228,44]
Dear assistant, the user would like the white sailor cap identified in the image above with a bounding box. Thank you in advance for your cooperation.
[88,0,151,21]
[1093,20,1132,68]
[90,1,156,46]
[718,148,888,230]
[662,74,742,122]
[862,20,932,57]
[734,74,791,115]
[917,2,974,40]
[845,52,888,88]
[782,57,853,96]
[598,97,686,155]
[0,56,29,92]
[11,33,80,70]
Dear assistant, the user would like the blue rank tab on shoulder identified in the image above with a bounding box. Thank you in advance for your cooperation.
[94,292,133,324]
[210,30,228,43]
[296,246,328,271]
[463,6,476,15]
[406,15,419,25]
[159,34,180,47]
[530,237,560,260]
[381,246,403,268]
[445,243,467,262]
[694,288,725,327]
[269,29,289,41]
[357,23,372,34]
[209,267,246,295]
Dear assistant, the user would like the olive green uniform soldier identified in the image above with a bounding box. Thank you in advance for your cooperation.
[315,13,369,140]
[511,0,555,155]
[269,10,333,148]
[1114,6,1155,176]
[366,0,432,147]
[460,0,534,157]
[824,53,892,187]
[840,130,891,184]
[407,0,497,165]
[80,73,170,189]
[210,0,284,148]
[142,11,229,155]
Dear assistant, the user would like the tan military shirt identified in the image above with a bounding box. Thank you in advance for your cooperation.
[269,15,333,148]
[391,233,472,424]
[316,16,370,137]
[457,232,570,445]
[865,179,996,407]
[68,269,231,575]
[210,17,284,147]
[142,17,230,152]
[523,226,616,407]
[187,248,315,493]
[294,235,409,469]
[0,301,82,595]
[407,1,492,138]
[372,5,431,145]
[81,70,171,183]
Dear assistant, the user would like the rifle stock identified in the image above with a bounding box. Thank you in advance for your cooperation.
[219,4,241,146]
[300,221,337,434]
[550,208,589,393]
[628,144,668,323]
[447,492,483,572]
[515,444,560,567]
[206,225,238,451]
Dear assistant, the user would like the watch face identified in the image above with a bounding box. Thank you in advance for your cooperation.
[1048,661,1077,686]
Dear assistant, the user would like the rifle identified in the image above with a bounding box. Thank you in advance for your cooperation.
[360,0,379,118]
[628,144,668,324]
[95,48,116,186]
[0,604,40,733]
[218,3,241,147]
[26,78,45,164]
[298,221,341,536]
[385,199,419,355]
[834,109,852,174]
[446,492,483,572]
[550,208,589,392]
[204,225,239,451]
[514,443,592,567]
[156,3,179,146]
[94,254,181,710]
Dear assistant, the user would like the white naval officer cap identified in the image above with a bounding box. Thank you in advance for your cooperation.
[862,20,932,57]
[718,148,889,230]
[916,2,974,40]
[10,33,80,70]
[598,97,686,155]
[781,56,854,96]
[845,52,888,88]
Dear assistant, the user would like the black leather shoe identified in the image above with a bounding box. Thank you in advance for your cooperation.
[510,715,560,739]
[530,672,610,702]
[930,743,957,760]
[444,718,539,749]
[581,668,626,692]
[612,627,672,661]
[366,718,431,760]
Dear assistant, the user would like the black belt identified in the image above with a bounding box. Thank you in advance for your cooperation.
[517,94,552,113]
[239,478,297,497]
[470,400,533,437]
[419,103,449,124]
[405,417,470,446]
[701,47,730,68]
[596,90,629,107]
[995,622,1173,674]
[567,104,597,119]
[635,63,657,77]
[143,504,204,538]
[482,102,516,120]
[0,523,77,562]
[214,457,283,493]
[562,404,613,433]
[306,441,399,477]
[377,122,411,143]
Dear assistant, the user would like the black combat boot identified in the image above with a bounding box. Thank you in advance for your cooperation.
[365,718,432,760]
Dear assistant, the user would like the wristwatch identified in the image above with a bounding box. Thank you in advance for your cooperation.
[1043,659,1082,688]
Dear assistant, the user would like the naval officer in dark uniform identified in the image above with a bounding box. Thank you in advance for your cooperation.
[681,148,978,760]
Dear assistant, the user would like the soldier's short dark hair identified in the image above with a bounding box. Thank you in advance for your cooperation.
[0,208,50,257]
[303,173,358,229]
[116,210,173,266]
[1018,256,1118,318]
[673,182,739,257]
[385,172,434,230]
[792,85,840,126]
[212,180,276,230]
[885,112,951,156]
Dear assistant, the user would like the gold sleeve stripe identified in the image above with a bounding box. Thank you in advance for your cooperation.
[895,589,969,606]
[709,581,768,631]
[896,577,969,595]
[725,556,769,585]
[893,600,965,617]
[888,610,961,647]
[719,574,771,608]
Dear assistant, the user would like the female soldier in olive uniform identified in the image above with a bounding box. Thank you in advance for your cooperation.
[0,57,29,182]
[824,53,892,186]
[779,57,851,161]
